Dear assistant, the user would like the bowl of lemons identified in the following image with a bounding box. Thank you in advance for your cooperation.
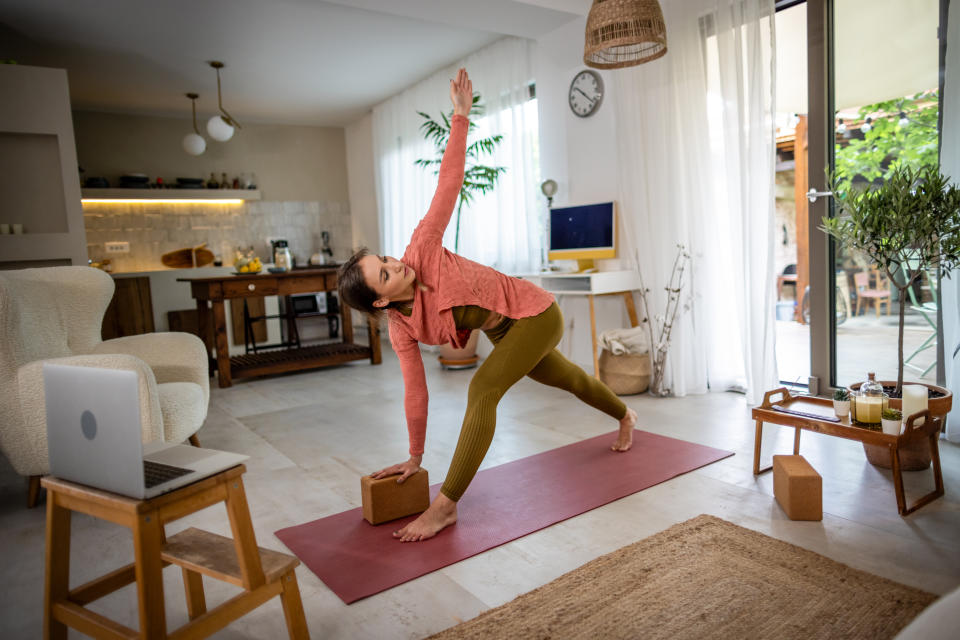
[233,255,262,275]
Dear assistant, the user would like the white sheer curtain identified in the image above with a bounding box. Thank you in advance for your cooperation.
[372,37,541,274]
[938,1,959,443]
[612,0,778,403]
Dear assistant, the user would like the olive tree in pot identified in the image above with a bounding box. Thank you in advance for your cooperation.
[821,164,960,469]
[416,94,506,369]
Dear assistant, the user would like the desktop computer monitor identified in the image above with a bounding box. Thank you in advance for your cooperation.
[547,201,616,271]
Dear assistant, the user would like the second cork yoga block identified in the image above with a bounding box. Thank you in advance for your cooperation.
[361,469,430,525]
[773,455,822,521]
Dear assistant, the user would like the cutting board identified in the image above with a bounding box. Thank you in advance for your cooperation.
[161,243,215,269]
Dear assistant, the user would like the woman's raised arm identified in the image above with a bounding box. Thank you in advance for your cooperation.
[411,68,472,244]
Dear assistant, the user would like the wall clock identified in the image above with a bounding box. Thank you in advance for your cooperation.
[568,69,604,118]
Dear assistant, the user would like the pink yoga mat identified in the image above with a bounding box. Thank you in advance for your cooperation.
[275,430,732,604]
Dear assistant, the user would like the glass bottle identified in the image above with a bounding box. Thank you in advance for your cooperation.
[853,372,887,425]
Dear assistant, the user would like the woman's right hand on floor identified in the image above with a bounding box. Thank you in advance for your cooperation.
[370,457,422,483]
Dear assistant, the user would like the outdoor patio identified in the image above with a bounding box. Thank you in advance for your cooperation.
[776,306,939,389]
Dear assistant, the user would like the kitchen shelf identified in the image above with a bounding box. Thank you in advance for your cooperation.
[80,188,261,202]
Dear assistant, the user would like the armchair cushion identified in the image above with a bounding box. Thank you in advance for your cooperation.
[96,332,210,407]
[158,382,206,443]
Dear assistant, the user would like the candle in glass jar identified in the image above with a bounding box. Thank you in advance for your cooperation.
[901,385,928,425]
[858,396,883,423]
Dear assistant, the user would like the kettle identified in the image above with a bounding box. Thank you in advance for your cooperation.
[272,239,292,272]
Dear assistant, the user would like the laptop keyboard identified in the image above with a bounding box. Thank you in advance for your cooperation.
[144,460,192,488]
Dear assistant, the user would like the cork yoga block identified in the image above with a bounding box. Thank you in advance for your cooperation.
[361,469,430,525]
[773,455,822,521]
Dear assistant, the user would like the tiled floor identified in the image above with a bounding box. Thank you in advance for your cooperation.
[1,340,958,638]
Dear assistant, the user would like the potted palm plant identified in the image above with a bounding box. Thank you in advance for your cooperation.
[416,93,506,369]
[821,164,960,469]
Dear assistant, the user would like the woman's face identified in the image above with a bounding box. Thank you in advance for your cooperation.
[359,254,417,308]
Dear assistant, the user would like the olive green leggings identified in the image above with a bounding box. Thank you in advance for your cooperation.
[440,302,627,501]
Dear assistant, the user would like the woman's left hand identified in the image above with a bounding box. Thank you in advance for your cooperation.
[450,67,472,117]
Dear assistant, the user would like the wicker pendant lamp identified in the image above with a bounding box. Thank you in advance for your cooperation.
[584,0,668,69]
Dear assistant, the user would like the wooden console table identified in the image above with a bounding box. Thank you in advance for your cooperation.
[752,387,944,516]
[179,267,381,387]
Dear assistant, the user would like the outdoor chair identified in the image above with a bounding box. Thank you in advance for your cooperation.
[905,269,938,377]
[853,269,891,316]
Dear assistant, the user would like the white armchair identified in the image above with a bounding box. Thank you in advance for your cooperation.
[0,266,210,506]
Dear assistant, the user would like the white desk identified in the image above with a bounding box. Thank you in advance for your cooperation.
[522,270,641,377]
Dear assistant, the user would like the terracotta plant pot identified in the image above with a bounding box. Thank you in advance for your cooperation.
[847,381,952,471]
[438,330,480,370]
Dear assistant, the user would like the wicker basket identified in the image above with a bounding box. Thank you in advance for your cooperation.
[599,349,651,395]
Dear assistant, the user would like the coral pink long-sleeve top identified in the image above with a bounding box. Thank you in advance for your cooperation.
[389,114,554,456]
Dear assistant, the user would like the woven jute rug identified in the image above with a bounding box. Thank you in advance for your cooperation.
[429,514,935,640]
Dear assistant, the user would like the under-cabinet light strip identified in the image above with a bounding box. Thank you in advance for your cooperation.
[81,199,245,204]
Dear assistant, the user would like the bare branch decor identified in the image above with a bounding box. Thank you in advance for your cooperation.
[634,244,691,396]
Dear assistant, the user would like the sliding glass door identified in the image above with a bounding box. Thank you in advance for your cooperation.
[806,0,944,392]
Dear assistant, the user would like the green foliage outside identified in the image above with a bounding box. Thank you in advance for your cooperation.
[833,90,939,195]
[822,165,960,393]
[415,94,506,253]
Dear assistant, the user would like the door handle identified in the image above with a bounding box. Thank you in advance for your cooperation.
[807,188,833,203]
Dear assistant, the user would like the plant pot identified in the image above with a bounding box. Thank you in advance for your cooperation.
[848,381,951,471]
[438,330,480,370]
[833,399,850,418]
[880,418,902,436]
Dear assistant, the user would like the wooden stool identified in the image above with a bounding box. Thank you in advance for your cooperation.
[773,455,822,521]
[42,465,309,639]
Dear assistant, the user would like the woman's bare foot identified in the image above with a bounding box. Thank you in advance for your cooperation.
[612,407,638,452]
[393,493,458,542]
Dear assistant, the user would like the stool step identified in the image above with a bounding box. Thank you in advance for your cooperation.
[162,527,299,587]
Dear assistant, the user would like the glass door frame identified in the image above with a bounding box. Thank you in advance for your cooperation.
[805,0,835,394]
[806,0,950,395]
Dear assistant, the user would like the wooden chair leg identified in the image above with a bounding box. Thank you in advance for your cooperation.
[279,570,309,640]
[28,475,42,508]
[182,568,207,620]
[224,477,266,590]
[132,511,167,638]
[44,495,71,640]
[188,434,201,448]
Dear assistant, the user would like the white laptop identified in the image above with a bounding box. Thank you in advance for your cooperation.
[43,363,249,499]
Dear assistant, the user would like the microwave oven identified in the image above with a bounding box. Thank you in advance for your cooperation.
[289,292,328,316]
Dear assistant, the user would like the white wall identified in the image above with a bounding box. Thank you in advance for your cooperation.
[535,17,639,367]
[345,113,380,253]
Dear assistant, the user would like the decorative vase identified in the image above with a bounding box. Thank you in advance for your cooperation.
[833,399,850,418]
[438,330,480,370]
[849,381,952,471]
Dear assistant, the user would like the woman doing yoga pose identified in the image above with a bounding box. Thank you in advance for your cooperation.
[338,68,637,542]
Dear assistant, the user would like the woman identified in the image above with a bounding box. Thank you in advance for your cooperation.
[338,68,637,542]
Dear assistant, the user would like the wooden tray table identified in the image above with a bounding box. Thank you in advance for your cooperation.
[752,387,944,516]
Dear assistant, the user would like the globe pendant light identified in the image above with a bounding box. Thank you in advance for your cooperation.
[181,92,206,156]
[206,60,241,142]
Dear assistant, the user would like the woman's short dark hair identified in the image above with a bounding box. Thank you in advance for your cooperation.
[338,248,382,318]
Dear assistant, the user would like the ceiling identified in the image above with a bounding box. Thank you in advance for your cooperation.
[0,0,586,127]
[0,0,940,128]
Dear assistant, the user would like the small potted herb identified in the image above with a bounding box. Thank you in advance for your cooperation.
[833,388,850,418]
[881,408,903,436]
